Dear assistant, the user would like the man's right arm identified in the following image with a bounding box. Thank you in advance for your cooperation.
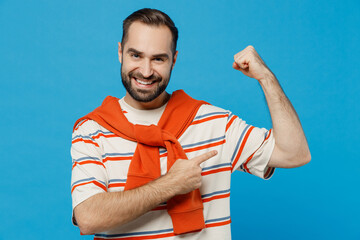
[74,150,217,235]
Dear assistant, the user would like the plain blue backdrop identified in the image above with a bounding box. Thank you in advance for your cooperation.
[1,0,359,239]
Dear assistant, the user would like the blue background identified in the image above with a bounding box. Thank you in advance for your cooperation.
[1,0,359,239]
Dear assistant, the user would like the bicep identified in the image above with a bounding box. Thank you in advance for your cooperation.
[267,144,292,168]
[267,142,311,168]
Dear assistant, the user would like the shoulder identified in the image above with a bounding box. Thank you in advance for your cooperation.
[72,119,105,136]
[195,104,236,122]
[72,95,121,134]
[197,104,230,116]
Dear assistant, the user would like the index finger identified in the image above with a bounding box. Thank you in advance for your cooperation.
[191,150,218,165]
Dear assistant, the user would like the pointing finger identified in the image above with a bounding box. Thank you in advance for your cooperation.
[191,150,218,165]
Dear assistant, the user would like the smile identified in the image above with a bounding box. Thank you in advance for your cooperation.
[135,78,156,85]
[132,77,158,89]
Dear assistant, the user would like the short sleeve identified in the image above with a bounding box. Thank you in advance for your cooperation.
[224,113,275,179]
[71,120,108,214]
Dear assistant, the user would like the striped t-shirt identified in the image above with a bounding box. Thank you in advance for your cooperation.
[71,97,275,240]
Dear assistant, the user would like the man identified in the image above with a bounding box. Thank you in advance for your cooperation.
[71,8,310,239]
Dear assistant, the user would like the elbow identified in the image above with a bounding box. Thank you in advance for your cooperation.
[74,207,97,235]
[298,151,311,167]
[304,150,311,165]
[77,221,95,235]
[292,148,311,168]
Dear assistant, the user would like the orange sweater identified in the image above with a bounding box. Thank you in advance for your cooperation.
[74,90,208,234]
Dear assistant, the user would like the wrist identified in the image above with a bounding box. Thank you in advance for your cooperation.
[150,174,178,199]
[258,72,277,86]
[258,73,287,102]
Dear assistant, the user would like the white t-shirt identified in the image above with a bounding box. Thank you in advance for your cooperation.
[71,97,275,239]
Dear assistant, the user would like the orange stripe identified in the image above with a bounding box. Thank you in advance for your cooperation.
[74,119,88,131]
[71,180,106,193]
[203,193,230,203]
[92,133,118,139]
[226,115,237,132]
[231,126,255,171]
[205,219,231,228]
[103,156,132,163]
[191,114,228,125]
[108,183,126,188]
[72,138,99,147]
[159,140,225,158]
[92,181,107,191]
[184,139,226,153]
[242,152,255,173]
[264,129,272,141]
[202,167,231,176]
[94,232,175,240]
[160,139,226,157]
[72,160,105,170]
[243,129,273,174]
[264,167,273,178]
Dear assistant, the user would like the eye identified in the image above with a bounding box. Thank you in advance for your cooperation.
[154,57,164,62]
[131,53,140,59]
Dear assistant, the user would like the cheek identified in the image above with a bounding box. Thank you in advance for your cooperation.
[157,65,173,77]
[122,57,139,70]
[122,63,138,75]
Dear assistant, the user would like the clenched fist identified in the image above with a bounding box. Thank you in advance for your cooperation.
[233,45,275,82]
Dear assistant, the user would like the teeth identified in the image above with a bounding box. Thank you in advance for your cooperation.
[135,78,154,85]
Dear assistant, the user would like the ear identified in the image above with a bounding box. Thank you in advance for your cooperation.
[118,42,122,64]
[171,51,178,69]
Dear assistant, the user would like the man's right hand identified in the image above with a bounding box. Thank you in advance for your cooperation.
[74,150,218,234]
[165,150,218,195]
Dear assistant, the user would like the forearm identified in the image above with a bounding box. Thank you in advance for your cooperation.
[259,74,311,168]
[74,174,177,235]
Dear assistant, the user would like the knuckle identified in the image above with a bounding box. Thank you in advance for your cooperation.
[204,152,211,158]
[205,152,213,159]
[190,161,197,167]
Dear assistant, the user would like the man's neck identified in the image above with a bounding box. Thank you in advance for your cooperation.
[124,92,170,110]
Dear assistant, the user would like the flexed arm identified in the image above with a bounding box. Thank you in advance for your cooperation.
[233,46,311,168]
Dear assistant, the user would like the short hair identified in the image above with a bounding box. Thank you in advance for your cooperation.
[121,8,178,56]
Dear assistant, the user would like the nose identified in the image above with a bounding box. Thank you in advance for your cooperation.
[139,59,153,78]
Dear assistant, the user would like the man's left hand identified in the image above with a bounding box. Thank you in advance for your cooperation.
[232,45,274,82]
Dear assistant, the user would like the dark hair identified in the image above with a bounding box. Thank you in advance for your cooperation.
[121,8,178,56]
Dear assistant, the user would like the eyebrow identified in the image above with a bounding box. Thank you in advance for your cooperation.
[127,48,169,59]
[127,48,142,55]
[153,53,169,59]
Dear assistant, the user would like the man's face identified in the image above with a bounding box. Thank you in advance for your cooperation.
[119,22,177,103]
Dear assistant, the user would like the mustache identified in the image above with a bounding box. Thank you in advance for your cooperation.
[129,71,162,82]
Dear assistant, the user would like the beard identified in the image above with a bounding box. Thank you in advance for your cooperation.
[121,66,171,103]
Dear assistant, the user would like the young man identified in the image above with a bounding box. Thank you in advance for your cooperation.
[71,8,310,239]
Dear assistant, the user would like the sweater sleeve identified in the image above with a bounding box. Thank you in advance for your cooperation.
[224,113,275,179]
